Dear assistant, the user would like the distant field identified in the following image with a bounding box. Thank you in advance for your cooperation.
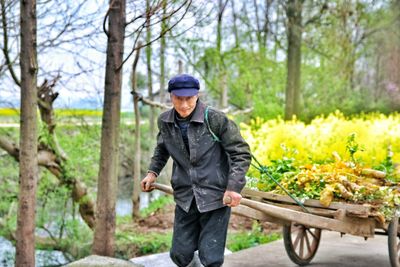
[0,108,134,125]
[0,108,102,117]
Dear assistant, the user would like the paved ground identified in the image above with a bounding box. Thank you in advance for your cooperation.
[131,230,391,267]
[224,231,390,267]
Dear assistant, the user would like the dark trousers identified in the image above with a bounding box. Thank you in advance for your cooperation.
[170,199,231,267]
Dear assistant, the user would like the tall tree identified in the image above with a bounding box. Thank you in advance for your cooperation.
[15,0,38,265]
[284,0,303,120]
[217,0,228,109]
[159,0,167,104]
[253,0,272,55]
[146,0,155,137]
[131,42,142,218]
[230,0,240,48]
[92,0,126,256]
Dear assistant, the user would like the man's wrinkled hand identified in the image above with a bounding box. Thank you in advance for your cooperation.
[223,190,242,207]
[140,172,157,192]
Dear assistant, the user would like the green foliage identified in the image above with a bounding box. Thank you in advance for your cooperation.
[197,46,286,119]
[35,169,93,259]
[116,230,172,257]
[227,222,281,252]
[58,219,93,259]
[139,195,174,218]
[255,146,299,192]
[56,124,101,188]
[346,133,364,164]
[374,146,398,182]
[300,1,396,120]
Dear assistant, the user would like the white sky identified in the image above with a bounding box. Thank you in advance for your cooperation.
[0,0,213,111]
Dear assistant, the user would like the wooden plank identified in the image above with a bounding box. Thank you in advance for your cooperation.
[333,209,376,236]
[242,188,373,215]
[239,198,375,237]
[232,205,288,225]
[270,202,338,218]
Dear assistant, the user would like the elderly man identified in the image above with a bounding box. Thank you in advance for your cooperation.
[141,73,251,267]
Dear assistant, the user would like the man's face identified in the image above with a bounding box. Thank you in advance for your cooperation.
[170,93,199,118]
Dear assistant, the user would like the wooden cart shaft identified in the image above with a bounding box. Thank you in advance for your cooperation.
[152,183,378,238]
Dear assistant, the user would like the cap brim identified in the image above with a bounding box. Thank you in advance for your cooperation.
[171,89,199,97]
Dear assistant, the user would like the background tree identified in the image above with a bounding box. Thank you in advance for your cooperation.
[146,0,155,138]
[15,0,38,265]
[159,0,168,104]
[92,0,126,256]
[284,0,303,120]
[131,42,142,218]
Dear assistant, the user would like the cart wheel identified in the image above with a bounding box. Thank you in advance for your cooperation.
[283,223,322,266]
[388,215,400,267]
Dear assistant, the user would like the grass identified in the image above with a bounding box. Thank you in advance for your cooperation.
[227,222,281,252]
[116,229,173,258]
[139,195,175,218]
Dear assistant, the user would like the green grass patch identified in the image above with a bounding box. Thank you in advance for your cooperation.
[139,195,174,218]
[227,222,281,252]
[116,230,172,258]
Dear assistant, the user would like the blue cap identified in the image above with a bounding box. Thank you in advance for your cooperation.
[168,74,200,96]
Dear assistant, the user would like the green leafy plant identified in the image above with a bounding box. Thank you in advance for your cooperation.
[139,195,174,218]
[116,231,172,258]
[227,222,281,252]
[256,145,298,192]
[346,133,364,164]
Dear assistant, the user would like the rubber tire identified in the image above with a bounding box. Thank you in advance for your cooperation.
[388,215,400,267]
[283,223,322,266]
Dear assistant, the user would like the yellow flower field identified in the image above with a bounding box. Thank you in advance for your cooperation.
[241,111,400,169]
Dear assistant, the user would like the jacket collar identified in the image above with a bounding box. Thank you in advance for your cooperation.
[162,100,206,124]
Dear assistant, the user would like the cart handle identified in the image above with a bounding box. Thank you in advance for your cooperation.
[151,182,358,234]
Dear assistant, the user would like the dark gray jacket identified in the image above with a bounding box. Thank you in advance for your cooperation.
[148,100,251,212]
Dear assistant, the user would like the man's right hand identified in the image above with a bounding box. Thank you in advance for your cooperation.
[140,172,157,192]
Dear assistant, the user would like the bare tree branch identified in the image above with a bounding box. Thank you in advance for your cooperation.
[1,0,20,86]
[118,0,192,69]
[132,91,171,109]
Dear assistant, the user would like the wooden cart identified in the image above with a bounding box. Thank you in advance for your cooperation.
[152,183,400,267]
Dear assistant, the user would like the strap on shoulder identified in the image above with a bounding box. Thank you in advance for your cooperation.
[205,106,221,143]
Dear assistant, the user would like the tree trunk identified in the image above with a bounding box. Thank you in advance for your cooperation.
[221,72,228,108]
[284,0,303,120]
[131,42,142,218]
[230,0,239,48]
[159,0,167,104]
[253,0,263,53]
[274,2,281,61]
[217,0,228,109]
[262,0,272,53]
[146,0,155,138]
[92,0,126,256]
[178,59,183,74]
[243,2,254,51]
[15,0,38,266]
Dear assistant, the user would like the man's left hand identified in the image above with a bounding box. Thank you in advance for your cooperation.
[223,191,242,207]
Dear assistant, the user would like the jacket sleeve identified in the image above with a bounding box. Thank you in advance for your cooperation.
[214,112,251,193]
[148,118,170,176]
